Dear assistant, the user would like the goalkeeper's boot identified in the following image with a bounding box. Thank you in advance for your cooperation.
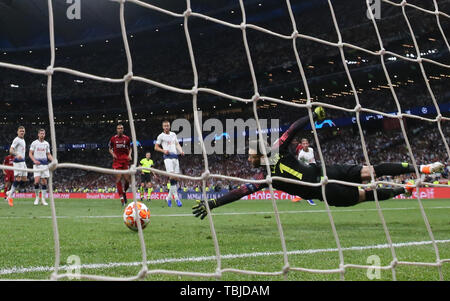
[167,199,172,207]
[420,162,444,174]
[404,181,415,197]
[314,106,326,121]
[34,198,40,206]
[176,199,183,207]
[41,198,48,206]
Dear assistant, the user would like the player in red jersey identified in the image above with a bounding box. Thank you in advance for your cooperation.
[109,124,132,206]
[2,155,15,201]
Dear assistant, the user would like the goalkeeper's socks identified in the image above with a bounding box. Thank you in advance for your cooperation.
[374,163,415,177]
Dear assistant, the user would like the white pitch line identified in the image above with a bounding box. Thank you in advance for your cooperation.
[0,206,449,219]
[0,239,449,276]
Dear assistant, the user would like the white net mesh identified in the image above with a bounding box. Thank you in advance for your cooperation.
[0,0,449,280]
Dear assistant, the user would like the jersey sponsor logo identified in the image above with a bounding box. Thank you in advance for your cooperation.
[115,143,127,148]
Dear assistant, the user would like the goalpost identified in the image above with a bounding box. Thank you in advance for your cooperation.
[0,0,449,280]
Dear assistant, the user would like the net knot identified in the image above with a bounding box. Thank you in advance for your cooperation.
[282,264,290,275]
[436,114,442,122]
[201,170,210,180]
[321,176,328,185]
[129,164,137,175]
[252,93,260,102]
[378,48,386,56]
[137,267,148,279]
[46,66,54,76]
[391,259,398,268]
[291,30,298,39]
[354,104,362,112]
[400,0,407,6]
[123,72,133,82]
[48,159,58,172]
[184,8,192,17]
[414,179,421,188]
[240,22,246,30]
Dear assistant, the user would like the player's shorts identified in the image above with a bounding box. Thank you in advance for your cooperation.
[4,171,14,183]
[321,164,363,207]
[164,158,180,174]
[141,172,152,183]
[13,162,27,177]
[113,159,130,170]
[33,164,50,178]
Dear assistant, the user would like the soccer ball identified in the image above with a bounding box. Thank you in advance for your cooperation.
[123,201,151,231]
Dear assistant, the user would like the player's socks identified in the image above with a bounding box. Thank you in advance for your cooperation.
[374,162,415,177]
[139,186,144,200]
[9,181,19,195]
[420,162,444,174]
[41,185,48,206]
[6,181,20,207]
[116,181,123,196]
[365,187,405,201]
[148,188,153,201]
[117,182,125,205]
[124,181,129,193]
[34,183,40,205]
[404,181,415,197]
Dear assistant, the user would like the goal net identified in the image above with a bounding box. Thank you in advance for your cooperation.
[0,0,449,281]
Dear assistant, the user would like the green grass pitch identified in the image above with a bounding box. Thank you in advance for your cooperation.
[0,197,449,281]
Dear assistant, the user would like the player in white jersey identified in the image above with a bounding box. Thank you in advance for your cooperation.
[6,126,28,207]
[155,120,184,207]
[296,138,316,206]
[29,129,53,206]
[297,138,316,165]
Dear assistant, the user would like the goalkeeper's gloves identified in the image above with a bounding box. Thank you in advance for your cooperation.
[313,106,326,121]
[192,199,217,220]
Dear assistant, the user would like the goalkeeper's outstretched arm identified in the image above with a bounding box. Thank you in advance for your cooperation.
[272,107,325,153]
[193,173,267,219]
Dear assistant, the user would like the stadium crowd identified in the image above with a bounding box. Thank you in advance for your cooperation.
[1,117,448,194]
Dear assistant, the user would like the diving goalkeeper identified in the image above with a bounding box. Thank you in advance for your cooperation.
[193,107,444,219]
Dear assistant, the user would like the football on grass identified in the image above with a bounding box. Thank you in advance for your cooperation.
[123,202,151,231]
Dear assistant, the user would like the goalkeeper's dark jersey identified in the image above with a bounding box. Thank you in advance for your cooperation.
[214,115,325,207]
[269,151,322,200]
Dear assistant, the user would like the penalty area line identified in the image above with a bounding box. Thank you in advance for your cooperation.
[0,239,449,276]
